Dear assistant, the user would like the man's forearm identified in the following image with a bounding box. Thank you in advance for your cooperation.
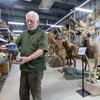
[27,49,44,62]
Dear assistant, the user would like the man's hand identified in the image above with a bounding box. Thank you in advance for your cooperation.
[15,56,29,65]
[0,45,7,51]
[11,49,44,65]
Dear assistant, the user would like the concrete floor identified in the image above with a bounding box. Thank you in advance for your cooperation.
[0,62,100,100]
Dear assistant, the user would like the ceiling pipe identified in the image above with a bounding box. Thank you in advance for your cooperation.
[46,0,91,32]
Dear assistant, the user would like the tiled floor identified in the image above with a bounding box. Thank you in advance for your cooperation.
[0,61,100,100]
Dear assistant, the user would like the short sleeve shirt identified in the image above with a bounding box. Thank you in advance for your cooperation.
[16,28,48,72]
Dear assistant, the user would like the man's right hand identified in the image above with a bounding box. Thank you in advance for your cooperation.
[0,45,7,51]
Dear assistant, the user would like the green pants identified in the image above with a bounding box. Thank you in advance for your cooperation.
[19,71,43,100]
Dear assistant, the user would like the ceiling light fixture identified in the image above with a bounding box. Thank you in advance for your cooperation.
[39,23,63,27]
[8,22,25,25]
[75,7,93,13]
[50,24,63,28]
[24,0,32,2]
[13,30,23,33]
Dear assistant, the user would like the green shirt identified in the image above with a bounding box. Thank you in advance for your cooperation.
[16,28,48,72]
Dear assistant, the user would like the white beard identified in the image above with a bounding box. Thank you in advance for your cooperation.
[27,25,38,30]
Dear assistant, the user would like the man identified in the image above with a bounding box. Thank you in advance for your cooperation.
[15,11,48,100]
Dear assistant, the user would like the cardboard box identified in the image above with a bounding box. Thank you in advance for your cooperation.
[0,62,9,73]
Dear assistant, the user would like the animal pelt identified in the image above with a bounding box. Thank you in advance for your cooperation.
[86,45,95,58]
[55,47,66,61]
[63,40,78,58]
[48,44,55,54]
[83,37,100,59]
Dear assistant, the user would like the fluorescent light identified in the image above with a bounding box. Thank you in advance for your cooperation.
[24,0,31,2]
[75,7,93,13]
[13,30,23,33]
[15,34,20,37]
[8,22,25,25]
[47,24,63,27]
[39,7,49,10]
[39,23,63,27]
[50,25,63,28]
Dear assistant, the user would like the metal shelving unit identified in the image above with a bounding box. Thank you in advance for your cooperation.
[0,26,11,92]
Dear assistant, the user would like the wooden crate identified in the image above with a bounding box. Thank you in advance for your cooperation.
[0,62,9,73]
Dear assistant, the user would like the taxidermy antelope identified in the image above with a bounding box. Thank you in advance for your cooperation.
[48,32,66,72]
